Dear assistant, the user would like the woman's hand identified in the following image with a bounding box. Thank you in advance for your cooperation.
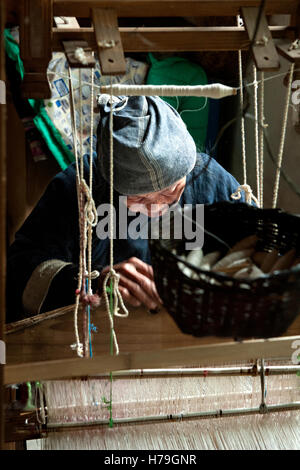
[100,257,162,310]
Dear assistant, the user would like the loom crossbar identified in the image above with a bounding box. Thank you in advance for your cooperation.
[52,0,300,18]
[4,335,300,385]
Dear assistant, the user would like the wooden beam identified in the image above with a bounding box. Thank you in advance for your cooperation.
[52,26,291,53]
[4,298,300,382]
[277,40,300,63]
[19,0,53,98]
[53,0,299,18]
[0,0,6,451]
[92,8,126,75]
[242,6,280,71]
[4,335,300,385]
[62,40,96,67]
[54,16,80,28]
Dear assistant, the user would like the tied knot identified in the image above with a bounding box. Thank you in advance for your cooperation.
[75,289,101,308]
[97,39,116,49]
[288,39,300,51]
[84,269,100,280]
[80,179,98,227]
[75,270,101,307]
[74,47,89,65]
[231,184,260,206]
[103,269,129,318]
[70,342,84,357]
[102,268,129,356]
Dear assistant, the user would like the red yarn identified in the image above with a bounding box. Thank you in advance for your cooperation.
[75,289,101,308]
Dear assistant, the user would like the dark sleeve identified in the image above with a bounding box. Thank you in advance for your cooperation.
[40,264,100,314]
[191,154,247,205]
[6,164,81,322]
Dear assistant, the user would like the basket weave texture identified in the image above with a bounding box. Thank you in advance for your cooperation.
[149,202,300,339]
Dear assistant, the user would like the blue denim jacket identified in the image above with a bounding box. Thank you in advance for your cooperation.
[7,153,244,321]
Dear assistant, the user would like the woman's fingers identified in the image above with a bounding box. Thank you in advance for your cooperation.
[118,286,142,307]
[100,258,162,308]
[118,273,159,310]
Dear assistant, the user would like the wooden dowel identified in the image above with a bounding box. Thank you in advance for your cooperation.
[64,364,300,379]
[52,26,291,53]
[5,305,74,335]
[46,401,300,430]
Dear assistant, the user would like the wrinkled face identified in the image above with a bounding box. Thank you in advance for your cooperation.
[126,177,186,217]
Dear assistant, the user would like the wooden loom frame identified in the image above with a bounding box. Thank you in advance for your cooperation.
[2,0,300,446]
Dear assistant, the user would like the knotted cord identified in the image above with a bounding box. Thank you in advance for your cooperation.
[231,52,259,206]
[272,63,295,208]
[102,80,129,357]
[69,67,101,357]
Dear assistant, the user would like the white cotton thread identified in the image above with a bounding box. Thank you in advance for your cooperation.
[255,35,269,47]
[100,78,129,357]
[272,63,295,208]
[259,71,267,208]
[238,50,247,186]
[100,83,237,99]
[231,51,258,207]
[97,40,116,49]
[288,39,300,51]
[69,66,100,358]
[231,184,260,206]
[47,67,300,96]
[69,67,84,357]
[74,47,89,65]
[253,65,261,206]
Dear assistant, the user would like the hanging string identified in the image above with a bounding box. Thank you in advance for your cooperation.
[68,67,84,357]
[238,50,247,186]
[272,63,295,208]
[231,52,258,207]
[253,65,261,206]
[69,67,100,358]
[48,67,300,97]
[231,184,260,206]
[259,71,266,208]
[102,79,129,358]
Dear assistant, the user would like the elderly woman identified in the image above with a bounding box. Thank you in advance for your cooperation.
[7,95,243,321]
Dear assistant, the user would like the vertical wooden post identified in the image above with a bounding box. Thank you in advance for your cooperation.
[92,8,126,75]
[242,6,280,71]
[19,0,53,98]
[0,0,7,451]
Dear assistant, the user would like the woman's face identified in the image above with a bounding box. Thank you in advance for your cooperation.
[125,177,186,217]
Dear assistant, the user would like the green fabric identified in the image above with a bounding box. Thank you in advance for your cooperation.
[4,29,74,170]
[146,53,209,152]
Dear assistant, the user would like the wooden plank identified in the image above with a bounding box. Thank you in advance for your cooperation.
[242,6,280,71]
[4,334,300,385]
[92,8,126,75]
[53,0,299,18]
[52,26,291,53]
[62,40,96,67]
[277,40,300,63]
[5,302,300,366]
[19,0,53,98]
[0,0,6,450]
[54,16,80,28]
[5,305,231,364]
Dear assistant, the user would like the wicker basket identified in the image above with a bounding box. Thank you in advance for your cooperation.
[149,202,300,339]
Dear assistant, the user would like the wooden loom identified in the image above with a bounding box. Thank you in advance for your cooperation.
[2,0,300,449]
